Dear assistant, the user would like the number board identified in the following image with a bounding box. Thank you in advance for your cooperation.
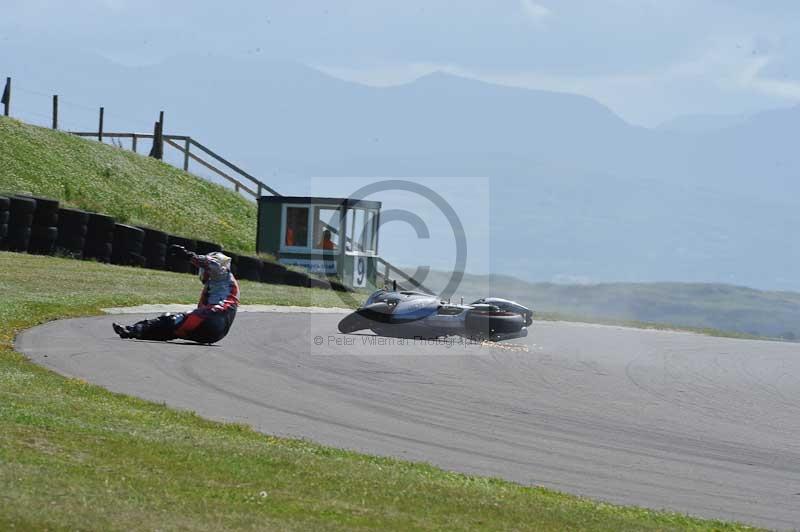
[352,256,367,287]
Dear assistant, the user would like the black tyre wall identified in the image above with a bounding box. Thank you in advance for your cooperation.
[84,213,116,262]
[33,212,59,227]
[28,227,58,255]
[138,227,169,270]
[283,270,312,287]
[58,208,90,230]
[141,228,167,246]
[0,195,8,245]
[85,241,113,263]
[87,213,115,236]
[5,226,32,252]
[56,208,89,258]
[112,224,145,266]
[10,213,34,229]
[235,255,261,281]
[9,196,36,215]
[21,196,59,252]
[144,243,168,270]
[16,195,58,213]
[259,261,288,284]
[4,196,36,252]
[166,236,197,273]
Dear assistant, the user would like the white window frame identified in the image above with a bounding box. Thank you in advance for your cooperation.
[346,206,379,257]
[365,209,378,253]
[280,204,314,252]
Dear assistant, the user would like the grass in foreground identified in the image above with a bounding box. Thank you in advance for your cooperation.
[0,116,258,253]
[0,253,758,531]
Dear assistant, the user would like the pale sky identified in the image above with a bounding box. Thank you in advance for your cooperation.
[3,0,800,125]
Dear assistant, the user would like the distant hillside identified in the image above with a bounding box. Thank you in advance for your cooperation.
[0,117,257,253]
[419,270,800,341]
[656,113,751,134]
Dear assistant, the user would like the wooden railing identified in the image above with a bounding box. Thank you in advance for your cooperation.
[70,131,280,198]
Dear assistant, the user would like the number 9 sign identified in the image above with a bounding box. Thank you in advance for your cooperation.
[353,256,367,288]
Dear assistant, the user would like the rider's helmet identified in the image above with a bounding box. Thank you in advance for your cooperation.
[198,251,232,281]
[208,251,232,271]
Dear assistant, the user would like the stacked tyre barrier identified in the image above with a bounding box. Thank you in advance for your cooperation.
[84,213,115,263]
[0,193,351,293]
[167,236,196,273]
[0,195,9,247]
[260,260,288,285]
[235,254,262,282]
[4,195,36,252]
[140,227,168,270]
[112,224,146,267]
[25,195,60,255]
[56,208,90,258]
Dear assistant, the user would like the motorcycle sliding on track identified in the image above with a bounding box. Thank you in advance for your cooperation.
[338,288,533,342]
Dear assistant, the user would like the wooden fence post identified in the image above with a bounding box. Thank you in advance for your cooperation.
[1,77,10,116]
[98,107,104,141]
[149,118,163,160]
[52,95,58,129]
[154,110,164,160]
[183,138,190,171]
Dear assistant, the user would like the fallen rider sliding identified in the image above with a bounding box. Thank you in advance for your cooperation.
[113,245,239,344]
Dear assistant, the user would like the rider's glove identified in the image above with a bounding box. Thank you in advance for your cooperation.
[169,244,193,261]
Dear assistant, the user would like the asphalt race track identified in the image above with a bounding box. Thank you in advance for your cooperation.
[17,311,800,530]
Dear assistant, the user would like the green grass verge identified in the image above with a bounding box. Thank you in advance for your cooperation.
[0,116,258,253]
[0,253,758,531]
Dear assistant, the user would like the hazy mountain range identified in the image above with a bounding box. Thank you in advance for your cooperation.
[4,46,800,291]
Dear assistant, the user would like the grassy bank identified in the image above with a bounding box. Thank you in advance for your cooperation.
[0,116,257,253]
[0,253,757,531]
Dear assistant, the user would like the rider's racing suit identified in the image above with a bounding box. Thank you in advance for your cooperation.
[116,250,239,344]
